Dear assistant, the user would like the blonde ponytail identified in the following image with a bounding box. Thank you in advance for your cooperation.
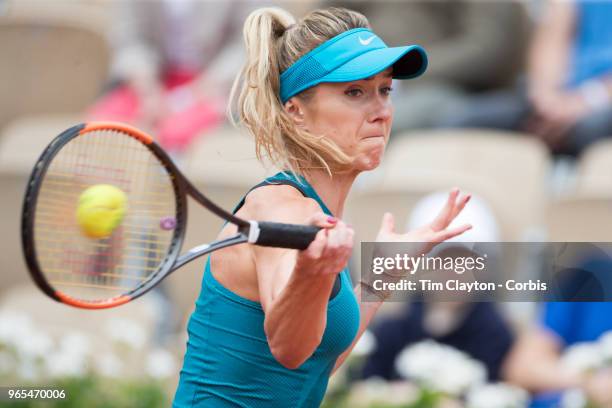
[229,7,370,177]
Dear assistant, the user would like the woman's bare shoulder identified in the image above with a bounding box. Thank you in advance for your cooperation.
[237,184,322,224]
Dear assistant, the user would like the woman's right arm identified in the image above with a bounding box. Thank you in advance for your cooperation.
[242,187,354,369]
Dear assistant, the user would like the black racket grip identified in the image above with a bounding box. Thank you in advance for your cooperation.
[255,222,322,250]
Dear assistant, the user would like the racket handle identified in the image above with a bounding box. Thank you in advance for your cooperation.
[253,221,321,250]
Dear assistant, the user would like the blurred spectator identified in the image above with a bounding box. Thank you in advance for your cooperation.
[503,303,612,407]
[88,0,251,153]
[441,0,612,157]
[362,300,514,382]
[502,256,612,407]
[322,0,530,133]
[362,192,514,381]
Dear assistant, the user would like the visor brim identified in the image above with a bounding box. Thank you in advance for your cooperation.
[320,45,427,83]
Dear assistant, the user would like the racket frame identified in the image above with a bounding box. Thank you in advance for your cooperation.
[22,122,318,309]
[23,123,189,308]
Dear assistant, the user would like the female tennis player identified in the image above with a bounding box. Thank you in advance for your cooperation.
[174,6,472,407]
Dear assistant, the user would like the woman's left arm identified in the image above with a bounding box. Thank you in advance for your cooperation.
[332,188,472,374]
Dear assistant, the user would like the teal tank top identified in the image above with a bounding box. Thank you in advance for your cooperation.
[173,171,361,407]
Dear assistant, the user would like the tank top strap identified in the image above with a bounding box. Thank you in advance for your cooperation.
[231,171,333,216]
[268,171,333,216]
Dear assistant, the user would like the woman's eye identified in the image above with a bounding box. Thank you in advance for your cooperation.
[345,88,363,97]
[380,86,393,96]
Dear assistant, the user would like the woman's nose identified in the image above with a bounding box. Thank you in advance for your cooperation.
[369,97,393,123]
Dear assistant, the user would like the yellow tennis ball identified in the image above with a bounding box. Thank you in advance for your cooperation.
[76,184,127,239]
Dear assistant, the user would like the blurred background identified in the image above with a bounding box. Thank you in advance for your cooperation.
[1,0,612,407]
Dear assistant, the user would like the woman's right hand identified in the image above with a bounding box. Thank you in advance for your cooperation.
[295,213,354,278]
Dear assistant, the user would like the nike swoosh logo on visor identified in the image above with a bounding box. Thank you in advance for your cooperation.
[358,35,376,46]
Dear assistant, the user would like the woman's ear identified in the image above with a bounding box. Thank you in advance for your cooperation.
[284,98,305,126]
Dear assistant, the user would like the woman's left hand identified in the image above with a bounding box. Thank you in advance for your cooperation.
[375,188,472,256]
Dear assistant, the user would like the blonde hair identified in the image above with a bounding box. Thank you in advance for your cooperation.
[228,7,370,177]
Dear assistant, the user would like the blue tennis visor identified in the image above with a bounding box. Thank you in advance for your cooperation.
[279,27,428,103]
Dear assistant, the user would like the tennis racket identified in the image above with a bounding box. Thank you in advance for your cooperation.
[21,122,320,309]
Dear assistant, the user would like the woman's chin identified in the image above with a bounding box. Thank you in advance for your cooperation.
[355,152,384,171]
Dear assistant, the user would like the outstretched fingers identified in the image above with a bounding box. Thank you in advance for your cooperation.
[449,193,472,221]
[430,188,460,231]
[433,223,473,243]
[381,212,395,234]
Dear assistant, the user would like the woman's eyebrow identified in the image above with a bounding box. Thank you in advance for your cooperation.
[363,69,394,81]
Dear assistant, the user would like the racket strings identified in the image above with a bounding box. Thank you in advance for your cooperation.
[33,129,177,301]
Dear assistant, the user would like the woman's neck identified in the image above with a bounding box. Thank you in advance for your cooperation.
[303,169,359,218]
